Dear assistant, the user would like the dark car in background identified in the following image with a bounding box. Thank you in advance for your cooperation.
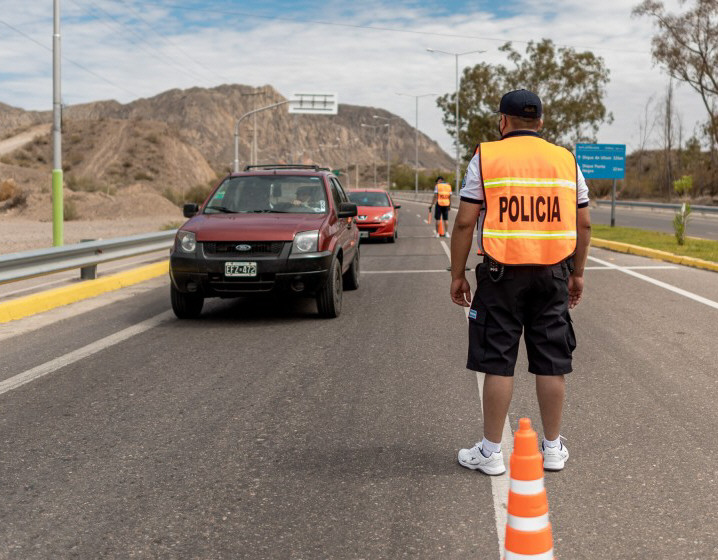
[348,189,401,242]
[170,165,359,319]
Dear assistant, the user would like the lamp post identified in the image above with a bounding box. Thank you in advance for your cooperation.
[361,123,386,187]
[52,0,63,246]
[372,116,393,189]
[396,92,436,194]
[426,48,485,194]
[234,100,289,172]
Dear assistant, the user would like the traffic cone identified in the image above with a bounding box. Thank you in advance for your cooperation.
[504,418,555,560]
[438,218,446,237]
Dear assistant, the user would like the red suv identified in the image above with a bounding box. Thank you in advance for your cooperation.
[170,165,360,319]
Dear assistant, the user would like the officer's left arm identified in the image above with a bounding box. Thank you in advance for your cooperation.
[569,206,592,309]
[450,200,481,306]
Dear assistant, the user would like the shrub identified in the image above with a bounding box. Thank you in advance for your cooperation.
[0,178,18,201]
[64,199,79,221]
[66,175,105,193]
[673,175,693,197]
[673,202,691,245]
[133,170,154,181]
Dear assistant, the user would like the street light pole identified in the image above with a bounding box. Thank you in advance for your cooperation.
[397,92,436,194]
[234,100,289,172]
[427,48,485,194]
[52,0,63,246]
[373,116,392,189]
[361,123,384,188]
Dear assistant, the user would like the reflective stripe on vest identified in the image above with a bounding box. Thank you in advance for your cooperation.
[436,183,452,206]
[479,135,577,266]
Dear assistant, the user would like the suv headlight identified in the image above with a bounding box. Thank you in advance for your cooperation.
[293,230,319,253]
[177,230,196,253]
[378,211,394,221]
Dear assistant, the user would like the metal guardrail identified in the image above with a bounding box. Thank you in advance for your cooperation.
[0,230,177,284]
[389,191,718,215]
[594,200,718,214]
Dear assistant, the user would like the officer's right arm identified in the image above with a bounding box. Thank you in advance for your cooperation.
[450,200,481,306]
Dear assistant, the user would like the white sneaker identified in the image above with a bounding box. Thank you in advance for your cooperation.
[458,442,506,475]
[433,231,440,238]
[445,232,451,238]
[542,441,569,471]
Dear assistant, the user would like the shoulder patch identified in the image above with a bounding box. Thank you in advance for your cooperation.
[468,309,477,320]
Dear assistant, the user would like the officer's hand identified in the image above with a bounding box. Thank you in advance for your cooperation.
[568,274,584,309]
[450,276,472,307]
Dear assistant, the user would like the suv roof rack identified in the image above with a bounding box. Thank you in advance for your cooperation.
[244,164,322,171]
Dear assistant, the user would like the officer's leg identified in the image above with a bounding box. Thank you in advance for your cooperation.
[535,375,565,441]
[483,373,514,443]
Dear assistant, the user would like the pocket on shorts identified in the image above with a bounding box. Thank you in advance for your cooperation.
[551,262,568,281]
[566,312,577,352]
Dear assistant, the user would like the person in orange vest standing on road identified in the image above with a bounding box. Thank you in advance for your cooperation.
[449,89,592,475]
[430,176,452,237]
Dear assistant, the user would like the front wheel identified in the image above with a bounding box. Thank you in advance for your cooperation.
[343,249,360,290]
[317,257,343,318]
[171,284,204,319]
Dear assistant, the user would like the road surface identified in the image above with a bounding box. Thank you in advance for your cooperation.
[1,204,716,559]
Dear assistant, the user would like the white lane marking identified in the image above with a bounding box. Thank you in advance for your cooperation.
[361,269,448,274]
[440,236,510,557]
[585,265,678,270]
[416,213,421,218]
[588,255,718,310]
[0,311,172,396]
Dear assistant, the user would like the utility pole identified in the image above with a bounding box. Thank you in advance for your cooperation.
[52,0,63,246]
[397,92,436,194]
[373,116,392,188]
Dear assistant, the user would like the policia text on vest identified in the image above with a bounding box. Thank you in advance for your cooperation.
[498,195,562,223]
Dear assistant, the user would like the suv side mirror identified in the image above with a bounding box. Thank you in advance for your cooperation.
[394,204,401,209]
[183,203,199,218]
[337,202,358,218]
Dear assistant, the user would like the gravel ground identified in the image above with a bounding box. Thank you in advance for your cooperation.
[0,217,182,254]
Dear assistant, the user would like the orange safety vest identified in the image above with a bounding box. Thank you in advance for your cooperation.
[436,182,452,206]
[479,134,577,266]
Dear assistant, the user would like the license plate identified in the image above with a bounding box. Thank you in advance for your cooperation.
[225,261,257,277]
[360,231,369,239]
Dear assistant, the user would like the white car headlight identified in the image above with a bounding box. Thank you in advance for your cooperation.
[378,211,394,221]
[293,230,319,253]
[177,230,196,253]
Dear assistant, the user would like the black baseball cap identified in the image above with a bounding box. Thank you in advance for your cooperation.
[497,89,542,118]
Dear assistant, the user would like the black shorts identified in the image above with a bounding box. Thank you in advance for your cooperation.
[434,205,449,221]
[467,260,576,376]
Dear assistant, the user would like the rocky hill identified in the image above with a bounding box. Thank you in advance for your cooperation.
[0,85,453,221]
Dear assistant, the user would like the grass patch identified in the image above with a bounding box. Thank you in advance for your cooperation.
[160,220,183,231]
[593,225,718,264]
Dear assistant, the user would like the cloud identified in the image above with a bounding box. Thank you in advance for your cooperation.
[0,0,704,156]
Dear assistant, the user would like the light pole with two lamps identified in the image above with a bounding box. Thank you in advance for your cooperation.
[360,123,388,188]
[372,115,394,189]
[426,48,485,194]
[396,92,436,194]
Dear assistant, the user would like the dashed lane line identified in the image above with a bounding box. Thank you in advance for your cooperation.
[588,255,718,310]
[0,311,172,397]
[439,238,511,559]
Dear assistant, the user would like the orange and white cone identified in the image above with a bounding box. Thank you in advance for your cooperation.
[438,218,446,237]
[504,418,555,560]
[427,208,432,224]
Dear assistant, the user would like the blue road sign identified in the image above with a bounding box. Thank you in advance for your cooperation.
[575,143,626,180]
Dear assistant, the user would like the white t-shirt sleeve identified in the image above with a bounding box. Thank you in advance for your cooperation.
[459,152,483,203]
[576,165,589,206]
[433,186,438,194]
[459,150,589,206]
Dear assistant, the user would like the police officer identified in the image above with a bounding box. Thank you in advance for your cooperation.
[450,89,591,474]
[430,176,452,237]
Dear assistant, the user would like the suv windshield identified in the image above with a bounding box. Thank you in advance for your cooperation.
[348,191,390,207]
[204,175,328,214]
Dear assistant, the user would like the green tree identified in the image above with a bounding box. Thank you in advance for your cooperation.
[633,1,718,147]
[437,39,613,159]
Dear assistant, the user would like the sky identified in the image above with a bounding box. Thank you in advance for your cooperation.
[0,0,704,157]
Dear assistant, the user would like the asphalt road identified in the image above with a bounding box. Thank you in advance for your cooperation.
[1,205,717,559]
[591,204,718,240]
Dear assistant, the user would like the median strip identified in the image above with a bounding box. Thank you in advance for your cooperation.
[0,261,169,323]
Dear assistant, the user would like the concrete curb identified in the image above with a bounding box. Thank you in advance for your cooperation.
[0,261,169,323]
[592,238,718,273]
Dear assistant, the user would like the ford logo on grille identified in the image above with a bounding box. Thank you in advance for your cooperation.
[357,215,367,221]
[235,244,252,251]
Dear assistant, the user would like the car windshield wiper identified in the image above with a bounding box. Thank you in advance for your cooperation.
[205,205,237,213]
